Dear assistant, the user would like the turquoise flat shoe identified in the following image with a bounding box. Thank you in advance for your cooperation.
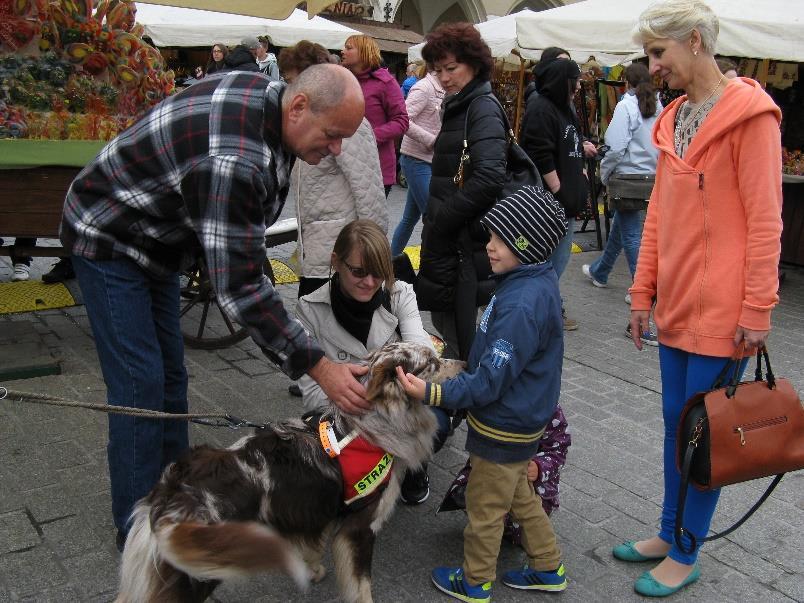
[634,566,701,597]
[612,541,666,562]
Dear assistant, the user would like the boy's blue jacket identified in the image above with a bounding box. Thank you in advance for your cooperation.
[425,263,564,463]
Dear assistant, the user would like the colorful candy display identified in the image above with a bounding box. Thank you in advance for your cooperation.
[783,147,803,176]
[0,0,175,140]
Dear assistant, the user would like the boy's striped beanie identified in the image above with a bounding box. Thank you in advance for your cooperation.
[481,185,568,265]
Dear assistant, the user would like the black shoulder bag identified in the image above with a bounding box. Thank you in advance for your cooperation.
[454,94,545,199]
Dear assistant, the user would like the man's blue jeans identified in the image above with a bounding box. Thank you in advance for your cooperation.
[391,154,431,256]
[588,209,643,284]
[72,256,189,534]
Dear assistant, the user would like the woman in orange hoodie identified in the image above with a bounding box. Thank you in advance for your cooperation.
[614,0,783,597]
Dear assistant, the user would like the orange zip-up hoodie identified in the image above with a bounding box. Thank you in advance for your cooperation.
[630,77,782,357]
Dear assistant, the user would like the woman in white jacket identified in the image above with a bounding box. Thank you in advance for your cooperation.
[296,220,450,505]
[390,70,445,256]
[280,41,388,298]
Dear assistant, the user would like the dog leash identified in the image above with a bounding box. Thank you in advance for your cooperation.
[0,387,263,430]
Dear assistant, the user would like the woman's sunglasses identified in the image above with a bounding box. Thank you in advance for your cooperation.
[341,259,380,280]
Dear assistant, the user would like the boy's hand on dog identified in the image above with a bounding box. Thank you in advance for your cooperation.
[395,366,426,401]
[309,357,370,414]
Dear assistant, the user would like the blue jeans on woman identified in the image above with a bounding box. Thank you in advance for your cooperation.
[72,256,189,535]
[657,344,747,565]
[588,209,643,283]
[548,227,574,279]
[391,154,431,256]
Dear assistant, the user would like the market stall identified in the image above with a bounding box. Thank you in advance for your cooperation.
[1,0,175,248]
[515,0,804,265]
[514,0,804,65]
[1,0,169,251]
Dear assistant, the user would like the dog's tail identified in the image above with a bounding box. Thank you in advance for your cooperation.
[156,520,311,590]
[117,503,164,603]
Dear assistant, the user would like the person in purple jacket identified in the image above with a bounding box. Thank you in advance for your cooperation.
[437,403,571,546]
[341,34,409,196]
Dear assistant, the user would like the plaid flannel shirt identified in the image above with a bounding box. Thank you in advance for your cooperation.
[61,72,324,378]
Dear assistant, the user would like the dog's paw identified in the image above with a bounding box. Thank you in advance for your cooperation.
[309,563,327,583]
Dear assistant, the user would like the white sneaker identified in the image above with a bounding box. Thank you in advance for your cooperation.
[625,293,632,305]
[12,263,30,281]
[581,264,607,288]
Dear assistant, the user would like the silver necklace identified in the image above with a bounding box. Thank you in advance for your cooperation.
[674,75,726,151]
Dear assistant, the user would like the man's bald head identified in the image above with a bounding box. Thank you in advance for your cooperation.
[281,63,365,165]
[283,63,363,115]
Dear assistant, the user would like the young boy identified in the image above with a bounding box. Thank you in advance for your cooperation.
[397,185,568,602]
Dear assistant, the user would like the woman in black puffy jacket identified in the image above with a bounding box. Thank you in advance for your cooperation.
[414,22,508,360]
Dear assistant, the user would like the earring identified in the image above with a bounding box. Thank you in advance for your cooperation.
[694,50,698,56]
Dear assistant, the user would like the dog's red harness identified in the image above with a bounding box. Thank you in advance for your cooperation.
[315,417,394,507]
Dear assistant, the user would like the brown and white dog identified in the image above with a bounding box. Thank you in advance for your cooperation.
[116,342,464,603]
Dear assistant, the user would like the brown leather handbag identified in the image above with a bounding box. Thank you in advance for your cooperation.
[674,347,804,553]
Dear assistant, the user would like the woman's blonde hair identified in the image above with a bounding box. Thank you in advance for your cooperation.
[345,34,382,71]
[332,220,395,291]
[634,0,719,55]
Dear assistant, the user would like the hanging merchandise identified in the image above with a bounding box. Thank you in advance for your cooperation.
[0,0,175,140]
[490,55,527,137]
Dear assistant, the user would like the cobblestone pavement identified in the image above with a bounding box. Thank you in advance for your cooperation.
[1,186,802,602]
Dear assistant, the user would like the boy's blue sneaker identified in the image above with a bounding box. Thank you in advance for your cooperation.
[502,563,567,592]
[431,567,492,603]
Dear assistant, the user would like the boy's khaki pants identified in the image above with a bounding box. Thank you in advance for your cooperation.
[463,453,561,585]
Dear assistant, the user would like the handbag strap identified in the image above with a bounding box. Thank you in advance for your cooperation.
[724,345,775,398]
[455,94,513,188]
[462,94,515,148]
[674,419,785,555]
[754,346,776,389]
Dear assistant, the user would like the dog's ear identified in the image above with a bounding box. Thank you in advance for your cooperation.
[365,357,403,404]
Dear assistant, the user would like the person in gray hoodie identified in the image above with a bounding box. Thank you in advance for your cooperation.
[256,36,280,81]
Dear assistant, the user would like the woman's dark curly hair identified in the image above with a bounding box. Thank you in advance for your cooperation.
[421,22,493,82]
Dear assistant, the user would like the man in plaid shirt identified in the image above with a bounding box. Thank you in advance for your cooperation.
[60,64,369,551]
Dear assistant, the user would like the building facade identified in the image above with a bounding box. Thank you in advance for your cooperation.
[321,0,578,35]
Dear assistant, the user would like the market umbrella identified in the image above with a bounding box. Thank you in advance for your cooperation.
[515,0,804,64]
[408,10,528,63]
[408,9,630,66]
[136,5,358,49]
[135,0,333,21]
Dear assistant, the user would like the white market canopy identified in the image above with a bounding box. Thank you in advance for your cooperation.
[133,0,332,21]
[408,10,526,64]
[515,0,804,65]
[407,9,633,66]
[135,4,358,49]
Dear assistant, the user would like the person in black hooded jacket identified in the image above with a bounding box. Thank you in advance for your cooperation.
[414,22,508,361]
[520,57,588,330]
[224,36,261,73]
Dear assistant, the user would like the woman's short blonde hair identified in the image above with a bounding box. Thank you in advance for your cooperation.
[345,34,382,71]
[634,0,719,55]
[332,220,395,292]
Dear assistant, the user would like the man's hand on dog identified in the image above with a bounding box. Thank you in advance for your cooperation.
[309,357,370,414]
[395,366,426,401]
